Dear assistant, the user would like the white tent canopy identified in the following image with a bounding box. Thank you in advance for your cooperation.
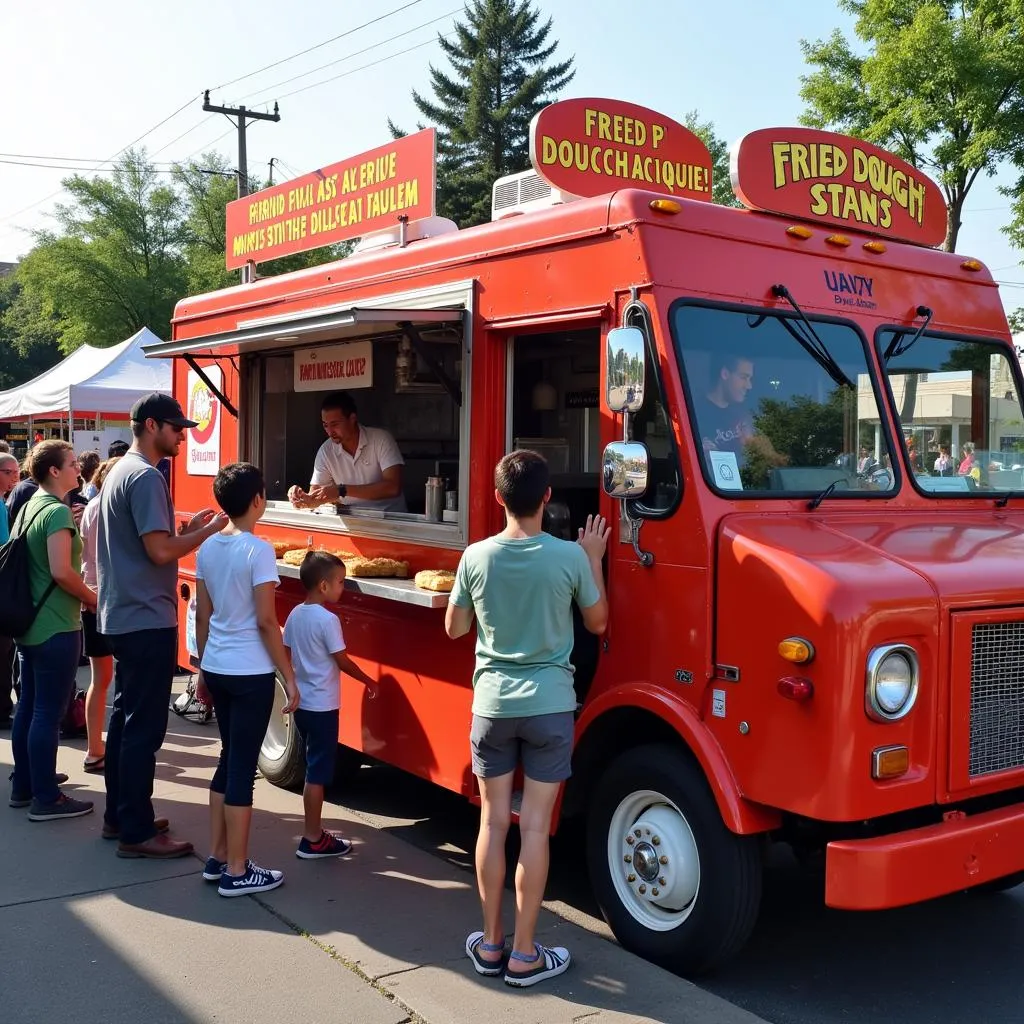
[0,327,170,420]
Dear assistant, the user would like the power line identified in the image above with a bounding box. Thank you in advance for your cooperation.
[150,115,217,158]
[0,93,200,226]
[211,0,427,92]
[255,33,448,106]
[238,8,460,101]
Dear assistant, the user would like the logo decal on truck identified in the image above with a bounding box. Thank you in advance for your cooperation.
[823,269,877,310]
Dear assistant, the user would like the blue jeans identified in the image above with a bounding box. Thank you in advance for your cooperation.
[204,670,276,806]
[11,630,82,804]
[103,628,177,844]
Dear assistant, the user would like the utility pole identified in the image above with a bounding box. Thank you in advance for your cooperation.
[202,90,280,283]
[268,157,277,185]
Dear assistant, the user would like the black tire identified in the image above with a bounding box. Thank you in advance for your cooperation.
[969,871,1024,895]
[257,675,306,789]
[586,743,763,976]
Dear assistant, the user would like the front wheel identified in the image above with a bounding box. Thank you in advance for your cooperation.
[586,743,763,976]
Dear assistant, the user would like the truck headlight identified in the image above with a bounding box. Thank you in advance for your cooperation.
[866,645,919,722]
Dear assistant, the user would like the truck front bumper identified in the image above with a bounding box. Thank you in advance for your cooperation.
[825,801,1024,909]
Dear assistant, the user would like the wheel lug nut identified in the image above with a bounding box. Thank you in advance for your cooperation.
[652,836,661,846]
[652,887,660,896]
[638,884,647,894]
[626,835,635,846]
[634,829,642,839]
[627,873,636,883]
[624,855,632,863]
[659,876,666,886]
[659,855,668,864]
[644,828,650,835]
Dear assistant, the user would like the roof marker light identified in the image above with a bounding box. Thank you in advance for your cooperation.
[961,258,984,272]
[863,240,887,254]
[649,199,682,215]
[825,234,851,247]
[786,225,813,240]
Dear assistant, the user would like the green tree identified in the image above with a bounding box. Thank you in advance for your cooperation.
[391,0,575,227]
[799,0,1024,253]
[683,111,741,208]
[17,150,188,351]
[0,275,63,389]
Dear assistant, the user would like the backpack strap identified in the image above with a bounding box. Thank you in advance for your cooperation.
[13,496,64,616]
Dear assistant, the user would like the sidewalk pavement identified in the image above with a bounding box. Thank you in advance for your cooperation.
[0,695,769,1024]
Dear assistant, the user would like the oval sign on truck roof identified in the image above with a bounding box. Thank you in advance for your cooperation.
[529,98,714,202]
[730,127,948,248]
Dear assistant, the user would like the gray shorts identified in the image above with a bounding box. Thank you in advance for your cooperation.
[470,712,575,783]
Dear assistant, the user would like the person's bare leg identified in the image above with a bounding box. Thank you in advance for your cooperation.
[209,790,228,862]
[303,782,324,842]
[224,804,253,876]
[507,777,561,970]
[85,655,113,760]
[476,772,514,962]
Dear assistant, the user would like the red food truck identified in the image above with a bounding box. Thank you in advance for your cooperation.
[148,100,1024,974]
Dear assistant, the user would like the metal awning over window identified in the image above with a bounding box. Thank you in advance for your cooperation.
[143,305,466,359]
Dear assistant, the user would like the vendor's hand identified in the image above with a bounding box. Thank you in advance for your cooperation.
[578,514,611,561]
[287,485,307,507]
[281,674,300,714]
[307,484,339,505]
[195,671,213,707]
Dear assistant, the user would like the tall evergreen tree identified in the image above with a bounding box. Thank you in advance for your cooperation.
[392,0,575,227]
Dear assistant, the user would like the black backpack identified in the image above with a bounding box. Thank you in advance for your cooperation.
[0,501,59,638]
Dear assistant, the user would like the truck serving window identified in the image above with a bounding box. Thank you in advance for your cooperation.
[879,329,1024,497]
[671,303,895,497]
[245,321,467,542]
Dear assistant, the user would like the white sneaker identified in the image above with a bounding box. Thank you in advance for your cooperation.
[217,860,284,897]
[504,943,571,987]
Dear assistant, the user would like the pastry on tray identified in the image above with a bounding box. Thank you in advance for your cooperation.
[269,540,301,559]
[281,547,312,565]
[414,569,456,592]
[343,556,410,578]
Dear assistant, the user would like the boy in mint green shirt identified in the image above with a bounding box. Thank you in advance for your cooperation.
[446,449,609,988]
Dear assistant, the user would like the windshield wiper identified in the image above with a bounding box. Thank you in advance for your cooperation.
[770,285,855,390]
[995,490,1024,508]
[807,479,841,511]
[883,306,933,362]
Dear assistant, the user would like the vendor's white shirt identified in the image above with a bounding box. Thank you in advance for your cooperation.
[310,426,407,512]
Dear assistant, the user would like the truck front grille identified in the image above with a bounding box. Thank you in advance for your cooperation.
[970,621,1024,777]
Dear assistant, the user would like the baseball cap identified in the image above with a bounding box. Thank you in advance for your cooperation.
[130,392,198,429]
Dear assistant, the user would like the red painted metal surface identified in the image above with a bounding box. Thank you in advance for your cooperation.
[825,801,1024,909]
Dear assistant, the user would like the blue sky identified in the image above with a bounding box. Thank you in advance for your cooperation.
[1,0,1021,314]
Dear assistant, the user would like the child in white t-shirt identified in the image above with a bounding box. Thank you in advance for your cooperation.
[283,551,377,859]
[195,462,299,897]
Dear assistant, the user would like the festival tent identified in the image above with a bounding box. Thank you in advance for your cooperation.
[0,327,169,421]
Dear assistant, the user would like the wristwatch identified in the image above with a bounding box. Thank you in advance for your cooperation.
[338,483,348,499]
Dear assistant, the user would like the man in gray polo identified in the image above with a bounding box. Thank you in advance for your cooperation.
[97,393,227,859]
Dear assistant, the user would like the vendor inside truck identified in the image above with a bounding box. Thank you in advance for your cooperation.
[286,390,407,513]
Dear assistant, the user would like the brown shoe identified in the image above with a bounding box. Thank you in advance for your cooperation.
[117,833,193,859]
[102,816,170,841]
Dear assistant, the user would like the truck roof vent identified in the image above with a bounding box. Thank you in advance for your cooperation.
[491,169,580,221]
[351,216,459,255]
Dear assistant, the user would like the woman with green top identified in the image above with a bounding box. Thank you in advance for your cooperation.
[9,441,98,821]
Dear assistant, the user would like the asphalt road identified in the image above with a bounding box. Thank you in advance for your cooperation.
[321,757,1024,1024]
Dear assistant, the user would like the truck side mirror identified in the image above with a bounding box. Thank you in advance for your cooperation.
[602,441,650,500]
[605,327,646,414]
